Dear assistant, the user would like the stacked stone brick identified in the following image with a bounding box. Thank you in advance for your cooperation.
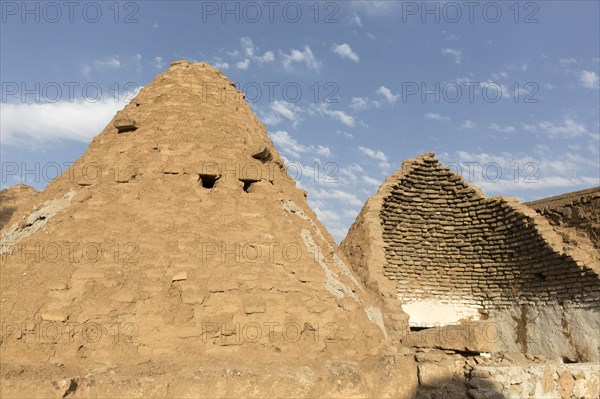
[379,153,599,309]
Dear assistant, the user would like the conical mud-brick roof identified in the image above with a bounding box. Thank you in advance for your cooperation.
[0,61,419,398]
[342,153,599,361]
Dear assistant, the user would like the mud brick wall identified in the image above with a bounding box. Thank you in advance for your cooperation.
[379,155,599,309]
[526,187,600,250]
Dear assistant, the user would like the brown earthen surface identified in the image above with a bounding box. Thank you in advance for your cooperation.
[0,184,39,232]
[2,62,599,398]
[526,187,600,250]
[0,61,416,398]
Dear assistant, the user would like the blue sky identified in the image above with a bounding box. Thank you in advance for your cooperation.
[1,1,599,241]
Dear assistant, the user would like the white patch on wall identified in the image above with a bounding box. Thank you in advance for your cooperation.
[402,300,482,327]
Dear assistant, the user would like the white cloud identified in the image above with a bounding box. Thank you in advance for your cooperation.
[362,175,381,186]
[337,131,354,139]
[442,31,460,41]
[460,120,476,129]
[310,104,355,127]
[489,123,516,133]
[339,163,365,180]
[257,51,275,63]
[214,61,230,70]
[310,188,363,207]
[82,65,92,78]
[280,46,321,70]
[220,37,276,71]
[491,71,508,80]
[358,146,390,169]
[270,131,310,158]
[94,56,121,70]
[442,48,462,64]
[82,54,145,77]
[559,57,578,68]
[240,36,275,64]
[350,97,370,111]
[82,55,122,77]
[425,113,450,122]
[539,119,587,138]
[316,145,332,157]
[236,59,250,70]
[240,36,254,56]
[343,208,360,218]
[350,96,380,111]
[376,86,399,103]
[579,70,599,89]
[349,12,362,27]
[313,207,341,223]
[153,56,165,69]
[333,43,360,63]
[269,131,332,160]
[347,86,401,113]
[1,99,125,147]
[522,117,587,138]
[262,101,304,127]
[358,146,387,162]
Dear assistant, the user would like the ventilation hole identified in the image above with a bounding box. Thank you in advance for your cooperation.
[117,126,138,134]
[240,179,259,193]
[251,147,272,163]
[199,174,220,189]
[534,272,547,281]
[409,326,431,332]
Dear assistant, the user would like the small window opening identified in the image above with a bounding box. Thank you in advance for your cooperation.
[410,326,432,332]
[199,174,220,189]
[251,147,272,163]
[240,179,259,193]
[117,126,137,134]
[534,272,547,281]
